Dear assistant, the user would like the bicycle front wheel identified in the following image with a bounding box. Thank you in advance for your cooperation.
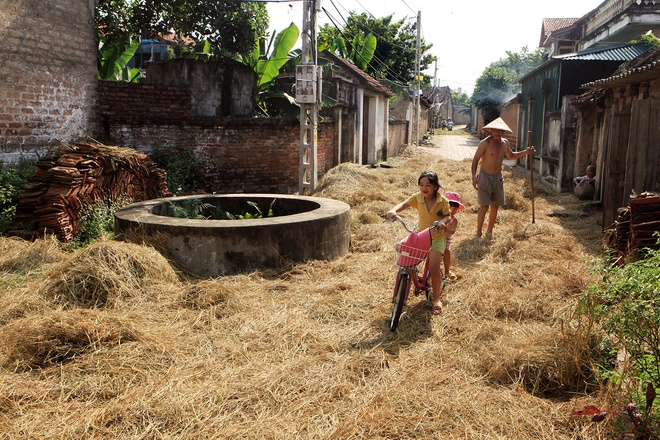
[390,272,409,331]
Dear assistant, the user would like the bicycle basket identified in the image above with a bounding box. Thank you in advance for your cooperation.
[395,229,431,267]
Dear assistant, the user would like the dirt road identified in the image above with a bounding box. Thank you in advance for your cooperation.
[419,129,479,161]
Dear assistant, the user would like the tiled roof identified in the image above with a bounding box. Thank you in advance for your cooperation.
[321,51,395,98]
[540,18,579,46]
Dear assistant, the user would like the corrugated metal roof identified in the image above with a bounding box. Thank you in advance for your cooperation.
[556,44,652,61]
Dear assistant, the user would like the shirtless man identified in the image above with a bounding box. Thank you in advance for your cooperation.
[471,117,534,238]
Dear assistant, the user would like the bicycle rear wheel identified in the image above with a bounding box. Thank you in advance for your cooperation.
[390,272,409,331]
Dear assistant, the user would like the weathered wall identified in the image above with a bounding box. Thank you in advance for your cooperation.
[104,118,336,194]
[499,99,519,147]
[146,59,255,117]
[0,0,100,164]
[387,121,408,158]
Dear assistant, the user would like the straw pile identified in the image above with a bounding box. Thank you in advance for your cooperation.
[0,137,612,439]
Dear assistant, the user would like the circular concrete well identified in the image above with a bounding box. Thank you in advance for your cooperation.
[114,194,351,277]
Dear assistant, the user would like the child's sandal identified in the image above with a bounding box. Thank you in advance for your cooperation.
[431,302,443,315]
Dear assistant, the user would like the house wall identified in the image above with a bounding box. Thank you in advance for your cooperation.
[558,97,578,193]
[499,99,519,148]
[374,94,389,162]
[387,121,408,157]
[575,78,660,229]
[0,0,101,164]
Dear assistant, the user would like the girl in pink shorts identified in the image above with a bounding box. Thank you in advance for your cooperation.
[439,191,464,281]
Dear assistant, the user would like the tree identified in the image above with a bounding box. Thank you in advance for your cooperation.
[95,0,269,57]
[451,90,471,115]
[318,12,434,87]
[472,46,545,122]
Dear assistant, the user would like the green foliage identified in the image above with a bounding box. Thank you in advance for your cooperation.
[168,199,214,219]
[97,35,144,82]
[319,30,377,70]
[451,90,472,115]
[215,200,275,220]
[149,146,205,196]
[168,199,276,220]
[578,241,660,390]
[629,31,660,47]
[73,196,132,247]
[95,0,269,58]
[166,39,213,62]
[0,158,36,235]
[318,12,434,86]
[233,22,300,116]
[472,46,545,120]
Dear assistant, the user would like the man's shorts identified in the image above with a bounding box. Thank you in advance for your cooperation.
[476,170,505,206]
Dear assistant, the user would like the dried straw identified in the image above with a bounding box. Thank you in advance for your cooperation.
[0,139,611,439]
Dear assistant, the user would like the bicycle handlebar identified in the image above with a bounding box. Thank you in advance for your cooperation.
[385,214,447,233]
[385,214,414,233]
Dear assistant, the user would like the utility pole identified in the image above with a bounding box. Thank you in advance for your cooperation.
[296,0,320,195]
[414,11,421,146]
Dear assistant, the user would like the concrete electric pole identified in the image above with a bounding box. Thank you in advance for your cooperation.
[296,0,321,195]
[413,11,421,146]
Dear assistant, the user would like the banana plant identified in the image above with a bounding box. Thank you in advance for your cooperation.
[318,33,377,71]
[234,23,300,114]
[97,35,144,82]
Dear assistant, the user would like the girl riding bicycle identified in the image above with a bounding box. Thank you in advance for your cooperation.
[386,170,450,314]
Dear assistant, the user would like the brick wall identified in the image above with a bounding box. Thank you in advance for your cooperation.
[99,81,193,120]
[105,118,336,194]
[0,0,100,164]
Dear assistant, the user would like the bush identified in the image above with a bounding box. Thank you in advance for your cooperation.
[0,158,36,235]
[577,238,660,435]
[149,146,206,195]
[73,196,132,247]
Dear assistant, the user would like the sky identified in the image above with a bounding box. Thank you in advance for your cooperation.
[266,0,597,95]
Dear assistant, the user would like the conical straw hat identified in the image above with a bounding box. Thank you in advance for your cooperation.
[482,117,512,133]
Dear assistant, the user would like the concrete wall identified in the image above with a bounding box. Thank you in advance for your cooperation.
[0,0,100,164]
[146,59,255,117]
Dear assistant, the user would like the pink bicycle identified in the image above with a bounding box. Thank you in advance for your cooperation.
[386,215,448,331]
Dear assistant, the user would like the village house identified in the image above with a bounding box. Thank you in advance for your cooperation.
[495,0,659,214]
[572,45,660,229]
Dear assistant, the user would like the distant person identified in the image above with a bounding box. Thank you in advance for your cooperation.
[440,191,464,281]
[574,165,596,200]
[471,117,534,238]
[386,170,451,314]
[441,119,447,130]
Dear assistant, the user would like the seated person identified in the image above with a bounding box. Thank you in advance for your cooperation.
[574,165,596,186]
[574,165,596,200]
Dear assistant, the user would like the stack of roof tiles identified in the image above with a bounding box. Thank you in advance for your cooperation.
[629,192,660,251]
[611,192,660,260]
[10,141,171,242]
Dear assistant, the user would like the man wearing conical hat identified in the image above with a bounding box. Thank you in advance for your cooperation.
[471,117,534,238]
